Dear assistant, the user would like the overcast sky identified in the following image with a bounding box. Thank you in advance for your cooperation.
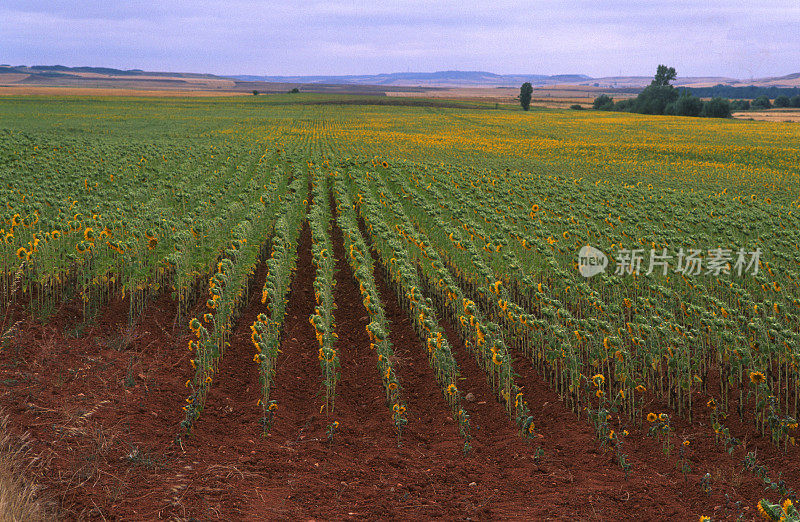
[2,1,798,79]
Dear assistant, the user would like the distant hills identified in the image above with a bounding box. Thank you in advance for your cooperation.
[2,65,799,93]
[232,70,800,89]
[232,70,592,87]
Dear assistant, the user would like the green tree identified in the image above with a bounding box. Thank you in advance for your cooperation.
[791,95,800,108]
[520,82,533,111]
[701,97,731,118]
[675,92,703,116]
[614,98,635,111]
[730,99,751,111]
[774,95,791,108]
[752,95,771,109]
[633,84,679,114]
[592,94,614,110]
[652,65,677,86]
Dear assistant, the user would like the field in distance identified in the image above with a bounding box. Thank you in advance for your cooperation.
[1,94,799,519]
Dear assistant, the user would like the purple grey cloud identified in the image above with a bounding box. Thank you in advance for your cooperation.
[1,1,797,78]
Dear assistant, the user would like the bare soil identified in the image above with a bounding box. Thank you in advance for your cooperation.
[1,219,797,520]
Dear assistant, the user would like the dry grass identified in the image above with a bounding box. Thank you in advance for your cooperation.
[386,86,637,107]
[732,110,800,122]
[0,412,57,521]
[0,85,250,97]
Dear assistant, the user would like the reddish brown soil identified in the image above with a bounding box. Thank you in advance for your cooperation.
[0,219,796,519]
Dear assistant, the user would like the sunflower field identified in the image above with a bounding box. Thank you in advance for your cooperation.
[2,94,799,517]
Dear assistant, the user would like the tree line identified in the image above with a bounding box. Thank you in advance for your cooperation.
[518,66,800,116]
[591,66,736,118]
[678,84,800,101]
[590,66,800,118]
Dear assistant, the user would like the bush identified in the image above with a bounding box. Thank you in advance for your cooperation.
[774,95,791,108]
[592,94,614,110]
[569,104,584,110]
[752,95,771,109]
[701,97,731,118]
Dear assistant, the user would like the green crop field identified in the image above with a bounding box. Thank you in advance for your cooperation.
[1,95,799,519]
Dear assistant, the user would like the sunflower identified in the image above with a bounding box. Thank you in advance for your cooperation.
[189,318,201,332]
[757,500,769,519]
[749,371,766,385]
[635,385,646,393]
[707,398,717,410]
[15,246,27,259]
[447,384,458,395]
[647,412,657,422]
[268,402,278,412]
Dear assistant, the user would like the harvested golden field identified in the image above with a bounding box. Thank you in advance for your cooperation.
[733,109,800,122]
